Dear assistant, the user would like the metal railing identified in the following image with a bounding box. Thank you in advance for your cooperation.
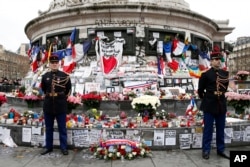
[0,85,20,92]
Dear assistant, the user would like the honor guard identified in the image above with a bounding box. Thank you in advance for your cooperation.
[40,54,72,155]
[198,45,230,160]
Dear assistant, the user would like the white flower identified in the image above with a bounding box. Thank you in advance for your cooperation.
[97,147,102,151]
[116,152,121,157]
[131,95,161,110]
[104,155,107,159]
[128,153,133,158]
[121,145,126,149]
[132,152,137,156]
[140,150,145,156]
[108,152,113,157]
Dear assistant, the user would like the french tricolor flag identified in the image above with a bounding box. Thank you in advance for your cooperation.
[172,39,189,56]
[67,28,77,58]
[31,46,40,72]
[157,55,165,76]
[63,48,76,74]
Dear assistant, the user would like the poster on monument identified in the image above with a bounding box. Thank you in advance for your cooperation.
[233,131,244,141]
[179,133,192,149]
[22,127,31,143]
[211,133,216,148]
[107,130,125,139]
[243,126,250,142]
[75,83,84,94]
[72,129,89,147]
[153,130,164,146]
[192,133,202,148]
[89,129,102,145]
[142,130,154,146]
[126,129,141,142]
[85,82,100,93]
[53,131,60,146]
[31,135,44,147]
[165,130,176,146]
[224,128,233,143]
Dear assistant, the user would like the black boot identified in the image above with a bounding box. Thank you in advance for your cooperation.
[41,149,53,155]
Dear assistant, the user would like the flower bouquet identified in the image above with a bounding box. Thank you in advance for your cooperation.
[67,95,82,114]
[225,92,250,115]
[90,139,151,160]
[236,71,249,81]
[131,95,161,119]
[81,92,102,109]
[22,94,42,108]
[155,109,169,120]
[0,92,7,106]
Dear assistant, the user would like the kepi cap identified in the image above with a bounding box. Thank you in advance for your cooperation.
[49,54,59,63]
[210,45,222,59]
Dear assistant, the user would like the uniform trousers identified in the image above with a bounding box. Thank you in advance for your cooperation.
[202,112,226,153]
[44,112,67,150]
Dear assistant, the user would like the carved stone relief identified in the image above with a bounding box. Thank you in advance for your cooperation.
[66,0,83,6]
[49,0,66,11]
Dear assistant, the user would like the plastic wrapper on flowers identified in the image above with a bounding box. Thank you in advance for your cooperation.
[89,139,152,160]
[225,92,250,115]
[67,95,82,114]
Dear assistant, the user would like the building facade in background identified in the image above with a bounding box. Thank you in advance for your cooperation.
[228,37,250,76]
[0,44,30,79]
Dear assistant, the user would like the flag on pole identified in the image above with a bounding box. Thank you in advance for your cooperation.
[163,41,172,62]
[47,44,52,63]
[67,28,77,58]
[74,40,92,63]
[31,46,40,72]
[63,48,76,73]
[172,40,185,56]
[27,41,32,58]
[185,98,198,116]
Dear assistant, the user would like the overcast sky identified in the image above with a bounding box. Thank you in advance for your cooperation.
[0,0,249,52]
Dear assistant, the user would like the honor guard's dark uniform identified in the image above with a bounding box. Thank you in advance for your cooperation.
[198,68,229,115]
[198,46,230,160]
[41,55,71,155]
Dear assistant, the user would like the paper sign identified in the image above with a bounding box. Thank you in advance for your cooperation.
[22,127,32,143]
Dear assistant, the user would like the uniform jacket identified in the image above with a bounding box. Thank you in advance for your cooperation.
[198,67,229,115]
[41,70,72,115]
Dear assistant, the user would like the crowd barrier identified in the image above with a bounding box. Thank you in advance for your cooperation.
[0,85,19,93]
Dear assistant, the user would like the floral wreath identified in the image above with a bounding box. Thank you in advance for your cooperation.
[90,139,151,160]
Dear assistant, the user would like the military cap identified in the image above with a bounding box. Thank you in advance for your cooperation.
[49,54,59,62]
[210,45,223,60]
